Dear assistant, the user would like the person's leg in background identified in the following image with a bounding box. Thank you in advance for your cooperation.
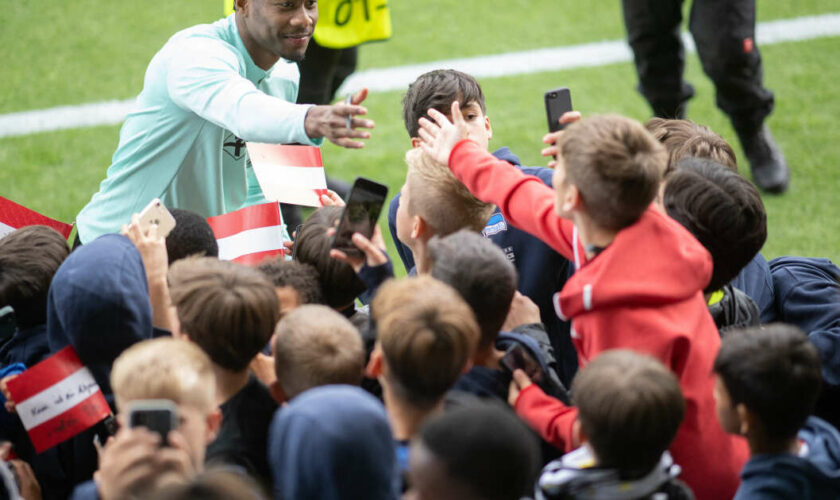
[622,0,693,119]
[689,0,789,193]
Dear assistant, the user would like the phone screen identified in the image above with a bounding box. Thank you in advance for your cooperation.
[331,178,388,258]
[129,406,176,446]
[500,344,543,383]
[545,87,573,133]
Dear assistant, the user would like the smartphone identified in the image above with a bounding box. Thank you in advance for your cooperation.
[290,223,304,260]
[545,87,573,133]
[136,198,176,238]
[127,399,178,446]
[0,306,15,344]
[330,178,389,259]
[500,344,544,383]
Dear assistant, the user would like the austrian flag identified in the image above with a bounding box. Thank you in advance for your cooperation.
[0,196,74,240]
[6,347,111,453]
[207,202,286,266]
[247,144,328,207]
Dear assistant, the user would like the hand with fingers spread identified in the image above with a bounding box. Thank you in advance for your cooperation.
[418,101,470,165]
[304,88,375,149]
[508,368,534,407]
[541,111,582,168]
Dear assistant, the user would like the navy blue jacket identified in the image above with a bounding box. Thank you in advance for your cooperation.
[388,147,576,385]
[268,385,398,500]
[731,252,776,323]
[0,324,49,369]
[735,417,840,500]
[47,234,155,489]
[769,257,840,385]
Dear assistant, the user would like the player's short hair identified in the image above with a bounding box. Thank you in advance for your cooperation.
[0,225,70,329]
[559,115,665,230]
[111,337,215,413]
[258,258,322,305]
[168,257,278,372]
[155,469,266,500]
[405,148,494,237]
[645,118,738,176]
[166,209,219,264]
[714,324,822,440]
[427,230,516,349]
[402,69,486,139]
[372,276,479,408]
[294,207,366,309]
[273,304,365,400]
[664,157,767,293]
[572,349,685,478]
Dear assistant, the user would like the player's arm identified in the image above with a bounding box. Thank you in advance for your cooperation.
[167,39,372,148]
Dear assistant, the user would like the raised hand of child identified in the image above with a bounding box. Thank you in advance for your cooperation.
[502,292,542,331]
[507,368,534,407]
[418,101,469,166]
[541,111,582,168]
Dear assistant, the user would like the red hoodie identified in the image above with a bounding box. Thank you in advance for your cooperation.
[448,140,748,500]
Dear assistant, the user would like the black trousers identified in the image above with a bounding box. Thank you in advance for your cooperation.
[622,0,774,131]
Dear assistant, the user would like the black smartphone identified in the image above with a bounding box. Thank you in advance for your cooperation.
[331,177,389,259]
[545,87,573,133]
[500,344,544,383]
[0,306,15,344]
[128,400,178,446]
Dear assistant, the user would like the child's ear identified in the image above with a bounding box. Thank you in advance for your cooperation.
[410,137,422,148]
[461,359,474,375]
[736,403,752,436]
[269,380,287,405]
[572,419,587,449]
[485,115,493,140]
[411,216,427,241]
[366,345,384,378]
[206,408,222,443]
[563,184,581,214]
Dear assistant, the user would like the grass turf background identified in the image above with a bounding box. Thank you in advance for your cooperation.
[1,0,839,267]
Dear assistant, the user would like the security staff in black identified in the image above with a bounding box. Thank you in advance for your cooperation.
[622,0,790,193]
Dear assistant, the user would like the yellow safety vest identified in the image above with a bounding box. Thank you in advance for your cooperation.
[222,0,391,49]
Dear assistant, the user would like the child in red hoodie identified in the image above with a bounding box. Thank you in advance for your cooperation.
[418,104,749,500]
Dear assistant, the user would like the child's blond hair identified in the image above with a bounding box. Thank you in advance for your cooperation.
[111,337,216,413]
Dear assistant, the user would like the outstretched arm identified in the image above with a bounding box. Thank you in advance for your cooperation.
[167,39,372,148]
[418,102,576,259]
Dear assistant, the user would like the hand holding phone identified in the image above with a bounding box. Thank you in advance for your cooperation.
[127,399,178,446]
[330,177,388,260]
[500,344,544,383]
[136,199,176,238]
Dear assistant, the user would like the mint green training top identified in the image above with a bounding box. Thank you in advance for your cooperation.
[76,14,320,243]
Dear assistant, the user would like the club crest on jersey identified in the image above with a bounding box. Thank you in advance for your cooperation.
[482,212,508,237]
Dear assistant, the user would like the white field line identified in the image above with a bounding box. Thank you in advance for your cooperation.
[1,12,839,138]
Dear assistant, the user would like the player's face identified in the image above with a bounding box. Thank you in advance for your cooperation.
[245,0,318,63]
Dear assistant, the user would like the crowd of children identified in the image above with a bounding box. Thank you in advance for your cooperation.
[1,67,839,500]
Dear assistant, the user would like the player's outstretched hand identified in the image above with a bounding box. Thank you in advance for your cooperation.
[305,88,375,149]
[418,101,469,166]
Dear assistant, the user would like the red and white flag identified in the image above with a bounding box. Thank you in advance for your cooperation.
[0,196,73,240]
[247,144,328,207]
[6,347,111,453]
[207,202,286,266]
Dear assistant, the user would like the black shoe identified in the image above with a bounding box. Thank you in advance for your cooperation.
[736,124,790,194]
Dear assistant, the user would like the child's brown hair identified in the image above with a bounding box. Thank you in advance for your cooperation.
[559,115,666,230]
